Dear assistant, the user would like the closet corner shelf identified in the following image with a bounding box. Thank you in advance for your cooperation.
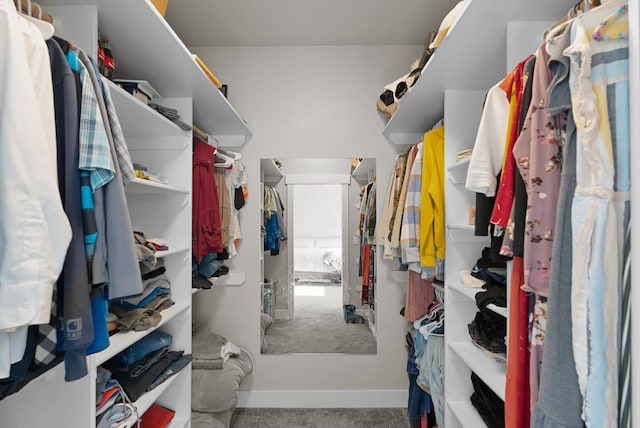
[448,283,508,319]
[446,158,471,184]
[126,178,189,194]
[448,401,488,428]
[105,79,187,139]
[446,224,488,243]
[155,246,190,259]
[351,158,375,184]
[381,0,578,145]
[210,272,246,287]
[261,159,284,183]
[135,366,188,419]
[449,341,506,401]
[94,302,189,367]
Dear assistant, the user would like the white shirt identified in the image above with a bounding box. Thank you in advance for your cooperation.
[465,82,510,196]
[0,0,72,377]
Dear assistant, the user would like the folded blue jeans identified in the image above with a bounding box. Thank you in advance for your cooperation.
[194,253,224,278]
[111,330,172,366]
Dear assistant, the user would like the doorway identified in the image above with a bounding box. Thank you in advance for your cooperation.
[292,184,344,322]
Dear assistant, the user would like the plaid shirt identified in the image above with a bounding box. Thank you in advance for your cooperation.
[400,141,423,268]
[77,55,114,190]
[101,75,136,184]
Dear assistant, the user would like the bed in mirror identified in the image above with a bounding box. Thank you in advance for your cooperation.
[259,158,377,355]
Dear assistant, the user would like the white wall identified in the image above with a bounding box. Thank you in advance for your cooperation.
[191,45,420,398]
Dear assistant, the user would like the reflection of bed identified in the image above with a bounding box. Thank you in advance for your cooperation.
[294,238,342,281]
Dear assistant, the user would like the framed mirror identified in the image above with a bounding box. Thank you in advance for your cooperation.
[259,158,377,355]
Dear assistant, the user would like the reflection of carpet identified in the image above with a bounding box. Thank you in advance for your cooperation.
[264,285,376,354]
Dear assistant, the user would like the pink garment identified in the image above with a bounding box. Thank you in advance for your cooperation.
[404,270,435,322]
[512,45,561,297]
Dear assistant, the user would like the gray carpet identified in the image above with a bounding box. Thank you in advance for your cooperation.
[230,408,410,428]
[263,284,376,354]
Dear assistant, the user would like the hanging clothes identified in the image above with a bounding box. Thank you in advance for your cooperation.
[358,179,376,305]
[531,18,584,428]
[192,138,223,262]
[263,185,284,255]
[564,2,629,426]
[0,1,72,381]
[420,125,445,278]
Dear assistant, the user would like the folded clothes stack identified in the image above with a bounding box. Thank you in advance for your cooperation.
[470,372,505,428]
[108,272,174,332]
[101,330,192,402]
[148,103,192,131]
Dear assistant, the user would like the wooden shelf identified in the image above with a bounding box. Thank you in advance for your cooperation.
[155,246,190,258]
[446,224,488,243]
[447,157,471,184]
[448,283,508,319]
[105,79,187,138]
[126,178,189,194]
[135,367,188,418]
[94,302,189,367]
[382,0,579,145]
[448,401,488,428]
[42,0,252,146]
[449,341,506,401]
[210,272,246,287]
[351,158,375,184]
[261,159,284,183]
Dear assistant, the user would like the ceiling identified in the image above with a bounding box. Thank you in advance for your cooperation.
[164,0,460,47]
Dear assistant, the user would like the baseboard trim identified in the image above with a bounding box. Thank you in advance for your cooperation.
[237,389,408,408]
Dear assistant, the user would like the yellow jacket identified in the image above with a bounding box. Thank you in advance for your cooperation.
[420,126,445,268]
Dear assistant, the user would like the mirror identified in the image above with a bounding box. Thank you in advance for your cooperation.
[260,158,377,355]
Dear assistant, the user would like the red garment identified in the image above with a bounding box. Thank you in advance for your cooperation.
[505,257,531,428]
[490,56,532,227]
[192,138,223,262]
[361,244,370,302]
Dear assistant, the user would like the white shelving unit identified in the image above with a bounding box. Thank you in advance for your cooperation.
[448,401,488,428]
[379,1,577,426]
[0,1,252,426]
[44,0,252,147]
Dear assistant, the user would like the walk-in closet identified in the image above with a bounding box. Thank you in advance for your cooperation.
[0,0,638,427]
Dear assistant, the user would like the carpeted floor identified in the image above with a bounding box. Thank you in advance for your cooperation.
[263,284,376,354]
[230,408,410,428]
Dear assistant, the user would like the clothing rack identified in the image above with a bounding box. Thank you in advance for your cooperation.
[193,124,241,167]
[548,0,603,31]
[13,0,52,23]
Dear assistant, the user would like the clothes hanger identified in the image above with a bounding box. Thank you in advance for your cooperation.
[544,0,584,53]
[16,0,55,40]
[592,2,628,41]
[214,149,234,168]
